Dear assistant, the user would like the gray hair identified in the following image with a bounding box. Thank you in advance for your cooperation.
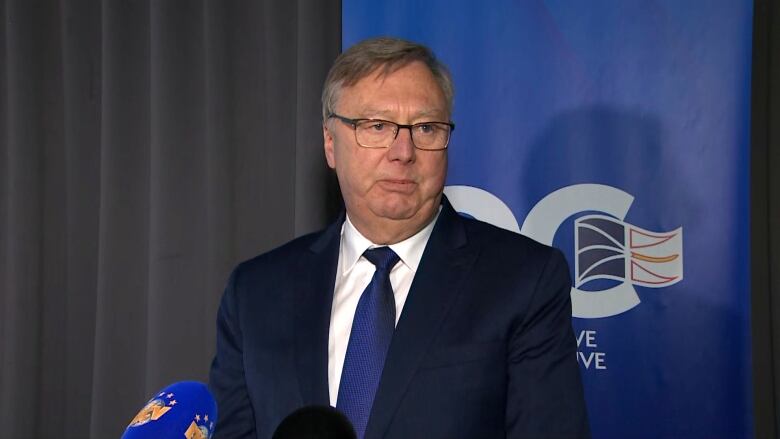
[321,37,454,121]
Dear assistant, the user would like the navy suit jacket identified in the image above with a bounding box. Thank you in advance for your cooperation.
[209,199,590,439]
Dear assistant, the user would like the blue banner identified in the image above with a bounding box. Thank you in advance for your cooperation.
[343,2,754,438]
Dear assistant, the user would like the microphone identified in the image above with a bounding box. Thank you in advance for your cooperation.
[121,381,217,439]
[272,405,357,439]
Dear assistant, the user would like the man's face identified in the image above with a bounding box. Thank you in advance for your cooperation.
[323,61,448,239]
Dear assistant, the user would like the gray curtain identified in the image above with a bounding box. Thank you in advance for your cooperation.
[752,0,780,437]
[0,1,341,438]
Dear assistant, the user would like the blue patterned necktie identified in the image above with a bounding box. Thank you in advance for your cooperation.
[336,246,400,439]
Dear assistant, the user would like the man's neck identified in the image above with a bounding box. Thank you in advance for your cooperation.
[346,206,441,245]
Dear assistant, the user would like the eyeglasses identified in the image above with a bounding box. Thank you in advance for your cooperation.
[328,113,455,151]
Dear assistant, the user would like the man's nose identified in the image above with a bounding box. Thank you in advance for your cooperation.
[386,127,415,162]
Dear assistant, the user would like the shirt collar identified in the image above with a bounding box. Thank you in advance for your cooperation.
[340,207,442,274]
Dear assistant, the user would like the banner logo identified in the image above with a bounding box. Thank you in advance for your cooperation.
[575,214,683,289]
[445,184,683,319]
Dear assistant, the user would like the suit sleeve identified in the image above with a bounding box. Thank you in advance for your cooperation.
[505,248,591,439]
[209,268,257,439]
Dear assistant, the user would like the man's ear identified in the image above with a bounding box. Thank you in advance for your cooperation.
[323,123,336,169]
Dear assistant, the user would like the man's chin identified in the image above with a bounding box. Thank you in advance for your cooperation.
[369,200,436,223]
[370,205,417,221]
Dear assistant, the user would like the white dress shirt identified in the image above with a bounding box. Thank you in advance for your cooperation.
[328,211,440,406]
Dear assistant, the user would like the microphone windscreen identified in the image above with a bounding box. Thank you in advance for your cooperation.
[272,405,356,439]
[121,381,217,439]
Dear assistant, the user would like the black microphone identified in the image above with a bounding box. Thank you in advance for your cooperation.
[272,405,357,439]
[121,381,217,439]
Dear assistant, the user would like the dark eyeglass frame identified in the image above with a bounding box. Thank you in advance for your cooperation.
[328,113,455,151]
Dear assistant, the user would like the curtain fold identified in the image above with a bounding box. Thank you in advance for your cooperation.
[0,1,340,437]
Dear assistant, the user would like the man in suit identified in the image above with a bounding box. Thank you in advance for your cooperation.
[209,37,590,439]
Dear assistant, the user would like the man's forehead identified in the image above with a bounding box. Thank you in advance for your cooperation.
[337,67,448,118]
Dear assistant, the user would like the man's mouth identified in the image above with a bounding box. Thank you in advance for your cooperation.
[376,179,417,193]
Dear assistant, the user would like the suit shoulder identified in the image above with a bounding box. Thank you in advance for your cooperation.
[233,226,335,276]
[461,215,560,258]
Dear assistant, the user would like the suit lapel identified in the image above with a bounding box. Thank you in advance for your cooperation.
[294,213,343,406]
[365,201,479,438]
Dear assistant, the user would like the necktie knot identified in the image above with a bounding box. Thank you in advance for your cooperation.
[363,247,400,273]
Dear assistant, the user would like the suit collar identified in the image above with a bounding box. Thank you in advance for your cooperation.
[366,198,478,438]
[294,211,344,406]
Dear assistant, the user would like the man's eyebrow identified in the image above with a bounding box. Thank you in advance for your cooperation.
[357,108,448,120]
